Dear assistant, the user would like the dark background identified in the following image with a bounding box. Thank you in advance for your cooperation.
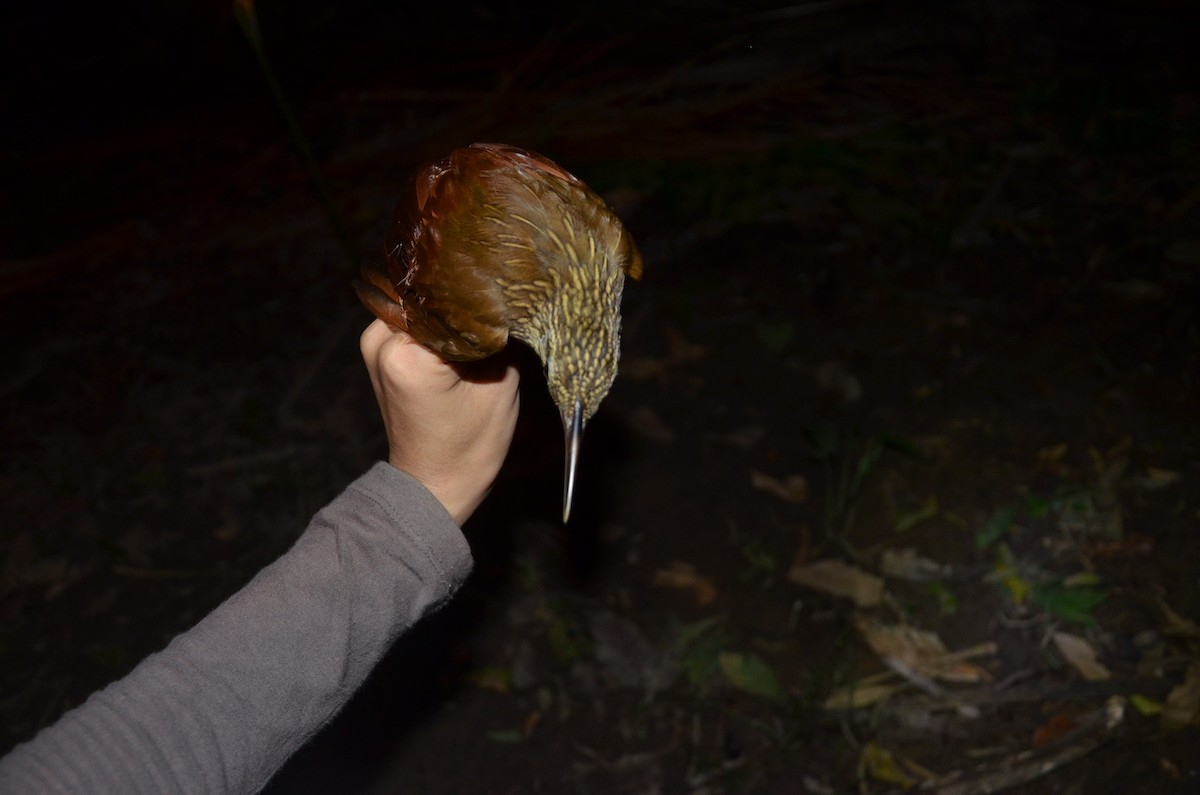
[2,1,1198,792]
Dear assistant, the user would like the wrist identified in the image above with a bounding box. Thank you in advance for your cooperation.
[388,458,483,525]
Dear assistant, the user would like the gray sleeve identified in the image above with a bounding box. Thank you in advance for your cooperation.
[0,462,473,795]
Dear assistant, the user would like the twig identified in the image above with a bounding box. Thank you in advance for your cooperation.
[923,697,1126,795]
[233,0,357,270]
[882,657,980,720]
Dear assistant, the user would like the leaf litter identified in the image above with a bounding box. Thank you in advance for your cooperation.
[1051,632,1111,682]
[653,561,719,606]
[787,558,884,608]
[749,470,809,503]
[795,448,1192,792]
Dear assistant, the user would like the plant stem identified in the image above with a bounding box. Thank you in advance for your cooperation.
[233,0,357,269]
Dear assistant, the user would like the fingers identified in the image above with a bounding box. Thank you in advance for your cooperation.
[360,319,394,398]
[359,317,395,355]
[360,318,411,368]
[361,320,439,390]
[357,318,521,523]
[362,319,515,392]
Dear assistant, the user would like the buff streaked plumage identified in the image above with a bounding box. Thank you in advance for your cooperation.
[354,142,643,521]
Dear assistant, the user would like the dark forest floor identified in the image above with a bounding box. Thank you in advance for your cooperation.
[2,1,1198,793]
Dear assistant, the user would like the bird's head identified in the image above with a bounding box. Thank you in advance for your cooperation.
[538,266,628,523]
[544,286,623,421]
[482,145,643,522]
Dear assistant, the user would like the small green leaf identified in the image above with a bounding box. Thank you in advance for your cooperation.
[755,320,794,354]
[895,495,939,534]
[1034,582,1107,626]
[1130,694,1163,716]
[879,433,922,458]
[718,652,787,703]
[976,505,1016,549]
[676,616,722,648]
[926,582,959,616]
[993,543,1032,605]
[541,603,585,666]
[851,438,884,493]
[741,540,778,574]
[677,617,726,686]
[486,729,523,744]
[1024,495,1051,518]
[680,633,724,687]
[1063,571,1102,588]
[803,420,841,462]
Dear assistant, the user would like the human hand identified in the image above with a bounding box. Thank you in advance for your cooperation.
[360,319,520,524]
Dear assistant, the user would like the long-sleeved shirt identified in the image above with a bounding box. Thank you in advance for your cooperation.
[0,462,473,794]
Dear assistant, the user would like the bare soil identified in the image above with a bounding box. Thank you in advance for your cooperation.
[2,2,1198,793]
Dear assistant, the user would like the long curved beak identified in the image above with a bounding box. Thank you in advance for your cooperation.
[562,399,584,523]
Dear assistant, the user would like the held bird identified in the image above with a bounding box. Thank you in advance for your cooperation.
[355,142,643,522]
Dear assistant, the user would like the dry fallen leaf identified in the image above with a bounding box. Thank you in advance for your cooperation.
[1032,713,1077,747]
[823,675,907,710]
[1052,632,1111,681]
[856,616,993,684]
[788,559,884,607]
[1036,442,1070,476]
[1157,598,1200,640]
[880,547,946,582]
[1162,661,1200,730]
[750,470,809,503]
[816,360,863,404]
[522,709,543,738]
[1084,532,1154,558]
[466,665,512,693]
[653,561,719,606]
[1133,467,1181,491]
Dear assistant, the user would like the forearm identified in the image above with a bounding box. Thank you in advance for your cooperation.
[0,463,472,794]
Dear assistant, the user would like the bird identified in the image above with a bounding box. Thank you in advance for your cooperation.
[354,142,643,522]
